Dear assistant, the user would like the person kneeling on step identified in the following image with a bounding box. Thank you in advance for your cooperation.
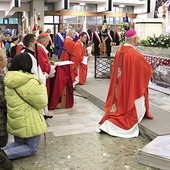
[2,52,48,160]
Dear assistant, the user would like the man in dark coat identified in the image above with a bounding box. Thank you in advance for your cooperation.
[105,25,114,57]
[92,27,102,57]
[0,49,13,170]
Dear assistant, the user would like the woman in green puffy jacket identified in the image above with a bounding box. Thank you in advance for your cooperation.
[3,52,48,160]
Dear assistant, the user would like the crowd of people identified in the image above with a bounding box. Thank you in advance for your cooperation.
[56,24,120,87]
[0,23,153,169]
[0,27,55,169]
[0,25,94,169]
[0,24,120,88]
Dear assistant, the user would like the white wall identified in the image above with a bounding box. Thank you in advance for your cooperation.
[136,0,156,19]
[97,3,106,12]
[134,18,163,39]
[97,0,113,12]
[54,0,70,11]
[0,2,10,11]
[0,11,5,17]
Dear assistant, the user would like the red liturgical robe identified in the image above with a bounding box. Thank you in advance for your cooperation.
[60,37,75,61]
[36,43,51,98]
[99,45,153,137]
[71,40,87,85]
[37,44,51,74]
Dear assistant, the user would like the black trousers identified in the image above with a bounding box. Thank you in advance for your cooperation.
[94,44,100,56]
[0,134,8,148]
[106,40,111,57]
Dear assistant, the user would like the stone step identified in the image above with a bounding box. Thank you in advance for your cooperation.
[75,78,170,141]
[138,135,170,170]
[75,78,170,169]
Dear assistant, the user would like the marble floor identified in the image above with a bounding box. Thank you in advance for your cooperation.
[46,58,101,137]
[47,93,103,137]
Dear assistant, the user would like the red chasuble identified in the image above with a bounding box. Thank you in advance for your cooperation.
[37,45,51,74]
[99,45,153,130]
[71,40,87,85]
[60,37,75,61]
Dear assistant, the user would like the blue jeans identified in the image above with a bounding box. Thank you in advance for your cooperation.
[3,135,41,159]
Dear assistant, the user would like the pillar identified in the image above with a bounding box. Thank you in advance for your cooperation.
[30,0,44,33]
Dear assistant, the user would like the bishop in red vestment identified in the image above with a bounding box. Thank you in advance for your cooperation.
[98,29,153,138]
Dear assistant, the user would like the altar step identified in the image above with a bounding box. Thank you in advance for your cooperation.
[75,78,170,141]
[149,82,170,95]
[75,78,170,170]
[138,136,170,170]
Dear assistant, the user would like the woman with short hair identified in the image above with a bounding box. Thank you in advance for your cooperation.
[3,52,48,160]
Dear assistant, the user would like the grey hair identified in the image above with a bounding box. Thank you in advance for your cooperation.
[67,29,76,36]
[125,34,137,43]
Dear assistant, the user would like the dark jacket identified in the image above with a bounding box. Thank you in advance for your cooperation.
[0,74,7,138]
[92,31,102,56]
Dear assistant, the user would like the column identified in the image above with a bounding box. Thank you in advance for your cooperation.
[30,0,44,33]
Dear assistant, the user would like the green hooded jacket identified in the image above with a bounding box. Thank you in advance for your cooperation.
[5,71,48,138]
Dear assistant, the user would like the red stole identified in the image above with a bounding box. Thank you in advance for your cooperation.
[94,32,101,43]
[108,32,113,42]
[36,44,51,98]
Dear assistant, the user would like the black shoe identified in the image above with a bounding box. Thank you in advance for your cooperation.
[0,150,13,170]
[43,115,53,120]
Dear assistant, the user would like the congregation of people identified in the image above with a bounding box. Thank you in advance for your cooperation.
[0,20,154,169]
[0,23,121,91]
[0,23,121,169]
